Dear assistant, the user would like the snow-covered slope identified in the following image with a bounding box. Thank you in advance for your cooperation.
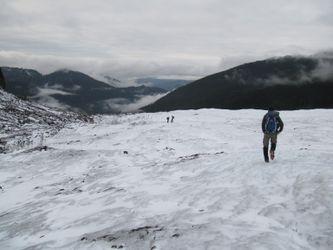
[0,109,332,249]
[0,89,91,153]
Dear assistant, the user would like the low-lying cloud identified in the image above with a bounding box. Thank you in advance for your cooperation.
[103,93,167,113]
[0,50,218,83]
[260,56,333,86]
[311,58,333,81]
[34,95,72,110]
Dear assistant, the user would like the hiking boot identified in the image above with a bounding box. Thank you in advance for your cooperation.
[263,147,269,163]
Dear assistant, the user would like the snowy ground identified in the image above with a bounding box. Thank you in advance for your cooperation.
[0,109,332,250]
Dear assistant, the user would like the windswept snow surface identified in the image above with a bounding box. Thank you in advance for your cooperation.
[0,109,332,249]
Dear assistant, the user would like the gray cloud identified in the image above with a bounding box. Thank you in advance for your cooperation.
[0,0,332,81]
[102,93,167,113]
[0,50,216,85]
[312,58,333,81]
[256,53,333,86]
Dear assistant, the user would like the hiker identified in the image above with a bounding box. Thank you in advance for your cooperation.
[262,107,284,162]
[171,115,174,123]
[166,117,170,123]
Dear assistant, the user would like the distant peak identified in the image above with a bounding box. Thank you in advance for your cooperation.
[103,75,121,83]
[55,69,73,74]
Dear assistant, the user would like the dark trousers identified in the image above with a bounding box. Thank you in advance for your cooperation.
[263,133,277,151]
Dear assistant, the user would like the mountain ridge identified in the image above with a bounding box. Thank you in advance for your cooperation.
[143,56,333,112]
[1,67,167,114]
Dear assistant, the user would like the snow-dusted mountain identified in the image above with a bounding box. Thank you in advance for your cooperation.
[1,107,332,249]
[1,67,167,114]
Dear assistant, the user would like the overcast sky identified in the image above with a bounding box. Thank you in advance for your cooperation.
[0,0,332,81]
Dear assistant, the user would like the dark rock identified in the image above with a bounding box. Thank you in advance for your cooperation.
[130,226,157,233]
[0,68,6,89]
[111,245,123,249]
[98,234,118,242]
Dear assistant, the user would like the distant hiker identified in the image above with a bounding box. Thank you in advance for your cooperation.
[171,115,175,123]
[262,107,284,162]
[166,117,170,123]
[0,67,6,89]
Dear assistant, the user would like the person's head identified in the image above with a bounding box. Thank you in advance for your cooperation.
[268,107,274,111]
